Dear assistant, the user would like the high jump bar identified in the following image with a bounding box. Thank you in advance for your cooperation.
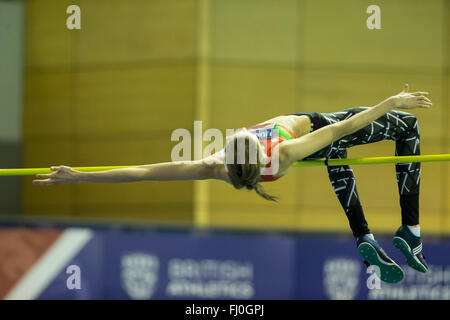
[0,154,449,176]
[292,153,450,167]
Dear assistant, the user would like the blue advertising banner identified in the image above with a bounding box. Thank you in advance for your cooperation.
[1,225,449,300]
[38,229,297,300]
[293,235,450,300]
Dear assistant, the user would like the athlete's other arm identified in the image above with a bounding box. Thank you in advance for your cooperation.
[280,84,432,164]
[32,152,228,186]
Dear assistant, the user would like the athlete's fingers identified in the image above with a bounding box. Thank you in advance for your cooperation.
[32,179,54,186]
[411,91,429,96]
[36,173,54,179]
[417,102,431,108]
[416,96,432,103]
[416,95,429,100]
[415,97,432,105]
[418,96,432,104]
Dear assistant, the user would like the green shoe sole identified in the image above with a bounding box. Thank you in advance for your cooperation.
[357,242,404,283]
[392,236,428,273]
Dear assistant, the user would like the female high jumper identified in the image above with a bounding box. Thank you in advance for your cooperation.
[33,84,432,283]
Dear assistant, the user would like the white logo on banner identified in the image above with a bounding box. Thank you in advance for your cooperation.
[323,258,361,300]
[369,264,450,300]
[165,259,255,299]
[121,253,160,300]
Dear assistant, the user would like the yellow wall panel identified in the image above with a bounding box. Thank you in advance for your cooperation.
[262,170,299,207]
[297,207,359,234]
[419,144,446,213]
[295,165,338,209]
[304,0,445,69]
[212,0,299,63]
[210,66,297,129]
[74,65,196,137]
[297,202,441,236]
[344,142,397,210]
[23,71,74,139]
[363,207,411,234]
[301,69,444,142]
[22,139,74,169]
[289,166,310,211]
[24,0,74,68]
[209,177,289,207]
[76,0,197,65]
[354,207,444,236]
[210,203,298,231]
[74,202,193,224]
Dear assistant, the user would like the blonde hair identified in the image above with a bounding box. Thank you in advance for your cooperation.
[224,131,277,202]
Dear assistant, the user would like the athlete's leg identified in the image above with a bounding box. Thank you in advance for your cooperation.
[294,109,372,238]
[390,112,427,272]
[393,112,420,226]
[326,150,371,238]
[297,107,407,282]
[329,108,421,227]
[330,107,427,273]
[295,108,422,241]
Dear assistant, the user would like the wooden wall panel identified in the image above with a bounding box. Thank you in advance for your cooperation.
[74,65,196,137]
[77,0,197,65]
[211,0,298,63]
[304,0,445,69]
[22,0,197,223]
[210,65,297,129]
[301,69,444,143]
[23,72,74,139]
[209,203,299,231]
[24,0,74,68]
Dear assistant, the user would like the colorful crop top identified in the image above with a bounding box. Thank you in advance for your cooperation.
[222,123,296,182]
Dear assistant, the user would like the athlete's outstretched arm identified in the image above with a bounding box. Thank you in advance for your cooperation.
[32,152,227,186]
[281,84,432,164]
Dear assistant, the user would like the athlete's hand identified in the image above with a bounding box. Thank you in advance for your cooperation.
[32,165,80,186]
[392,84,432,109]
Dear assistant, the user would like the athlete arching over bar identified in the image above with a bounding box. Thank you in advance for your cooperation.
[33,84,432,283]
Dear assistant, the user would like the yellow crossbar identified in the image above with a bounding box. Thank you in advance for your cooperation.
[0,154,449,176]
[292,154,450,167]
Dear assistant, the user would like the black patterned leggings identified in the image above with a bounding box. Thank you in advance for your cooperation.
[293,107,420,238]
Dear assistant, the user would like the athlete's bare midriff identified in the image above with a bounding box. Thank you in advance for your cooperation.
[255,115,311,139]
